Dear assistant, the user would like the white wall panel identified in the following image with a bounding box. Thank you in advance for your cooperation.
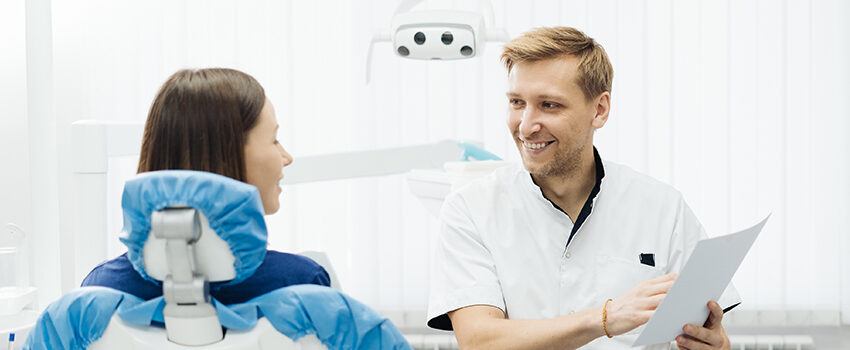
[698,0,730,238]
[560,0,588,30]
[584,0,619,160]
[809,0,845,313]
[671,0,704,220]
[754,0,787,310]
[841,0,850,326]
[646,0,674,184]
[453,59,485,143]
[0,0,37,299]
[613,0,648,174]
[727,0,762,312]
[52,0,95,293]
[531,0,561,28]
[783,0,814,311]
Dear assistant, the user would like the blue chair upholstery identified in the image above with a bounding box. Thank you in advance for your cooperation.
[23,171,411,350]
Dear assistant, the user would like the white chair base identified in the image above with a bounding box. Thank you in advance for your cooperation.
[89,315,327,350]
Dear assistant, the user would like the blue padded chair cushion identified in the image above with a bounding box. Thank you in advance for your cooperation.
[23,286,413,350]
[119,170,267,286]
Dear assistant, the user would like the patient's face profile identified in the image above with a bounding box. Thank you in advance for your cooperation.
[244,98,292,215]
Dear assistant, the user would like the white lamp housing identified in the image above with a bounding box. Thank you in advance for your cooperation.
[366,0,508,82]
[391,10,484,60]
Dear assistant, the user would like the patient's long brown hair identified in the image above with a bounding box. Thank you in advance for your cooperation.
[137,68,266,182]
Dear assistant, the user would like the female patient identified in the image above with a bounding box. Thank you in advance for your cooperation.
[82,68,330,303]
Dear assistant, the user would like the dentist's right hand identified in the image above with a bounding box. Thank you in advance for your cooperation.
[604,273,677,336]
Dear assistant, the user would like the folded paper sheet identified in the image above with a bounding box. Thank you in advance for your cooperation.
[632,215,770,347]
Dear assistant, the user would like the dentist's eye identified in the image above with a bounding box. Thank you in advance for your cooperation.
[509,99,525,108]
[542,102,560,109]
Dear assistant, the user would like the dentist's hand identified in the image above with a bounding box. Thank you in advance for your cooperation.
[676,301,730,350]
[605,273,677,336]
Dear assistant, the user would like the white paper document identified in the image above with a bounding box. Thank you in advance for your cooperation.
[632,215,770,347]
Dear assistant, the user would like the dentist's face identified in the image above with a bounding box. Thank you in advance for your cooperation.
[506,56,608,178]
[244,98,293,214]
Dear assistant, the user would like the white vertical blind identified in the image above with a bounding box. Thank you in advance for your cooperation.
[46,0,849,325]
[0,0,41,301]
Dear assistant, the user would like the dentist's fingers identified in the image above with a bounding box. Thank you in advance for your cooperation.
[643,293,666,309]
[704,301,724,328]
[651,273,678,282]
[642,274,677,296]
[645,279,676,296]
[676,334,709,350]
[678,302,728,349]
[681,324,721,348]
[607,274,678,335]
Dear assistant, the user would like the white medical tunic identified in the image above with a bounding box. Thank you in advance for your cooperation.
[427,160,740,350]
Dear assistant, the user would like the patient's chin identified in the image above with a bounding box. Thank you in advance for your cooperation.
[263,200,280,215]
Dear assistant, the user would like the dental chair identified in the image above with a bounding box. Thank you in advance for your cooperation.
[24,171,411,350]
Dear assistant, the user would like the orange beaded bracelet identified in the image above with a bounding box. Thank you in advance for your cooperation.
[602,299,613,338]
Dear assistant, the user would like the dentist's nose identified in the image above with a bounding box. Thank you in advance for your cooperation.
[519,107,542,139]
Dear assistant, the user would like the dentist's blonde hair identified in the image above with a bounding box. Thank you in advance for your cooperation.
[501,26,613,101]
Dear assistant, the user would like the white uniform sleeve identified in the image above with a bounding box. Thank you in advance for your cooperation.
[667,197,742,313]
[427,192,505,330]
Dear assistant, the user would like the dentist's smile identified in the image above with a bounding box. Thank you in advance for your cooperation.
[522,140,555,154]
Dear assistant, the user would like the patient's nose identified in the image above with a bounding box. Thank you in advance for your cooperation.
[280,146,293,167]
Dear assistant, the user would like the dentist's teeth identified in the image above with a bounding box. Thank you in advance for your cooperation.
[525,142,549,150]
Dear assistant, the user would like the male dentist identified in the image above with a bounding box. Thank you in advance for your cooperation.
[427,26,740,350]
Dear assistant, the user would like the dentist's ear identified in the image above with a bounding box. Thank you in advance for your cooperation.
[592,91,611,129]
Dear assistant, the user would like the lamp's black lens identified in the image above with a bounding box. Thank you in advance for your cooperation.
[398,46,410,56]
[441,32,453,45]
[460,45,473,56]
[414,32,426,45]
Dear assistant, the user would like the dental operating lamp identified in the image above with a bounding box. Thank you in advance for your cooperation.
[365,0,509,82]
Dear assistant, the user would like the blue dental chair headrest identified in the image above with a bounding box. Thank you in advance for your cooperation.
[119,170,267,286]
